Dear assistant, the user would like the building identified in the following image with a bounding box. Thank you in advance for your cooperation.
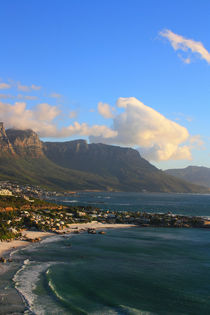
[0,189,13,196]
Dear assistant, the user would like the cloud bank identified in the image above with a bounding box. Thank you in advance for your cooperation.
[160,29,210,64]
[90,97,192,161]
[0,101,116,139]
[0,91,195,161]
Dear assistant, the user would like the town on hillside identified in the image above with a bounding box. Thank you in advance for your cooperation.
[0,180,62,200]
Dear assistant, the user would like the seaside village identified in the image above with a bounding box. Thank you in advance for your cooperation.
[0,180,61,200]
[1,180,210,263]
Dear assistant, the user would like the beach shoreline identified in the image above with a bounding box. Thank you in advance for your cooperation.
[0,223,136,314]
[0,222,136,261]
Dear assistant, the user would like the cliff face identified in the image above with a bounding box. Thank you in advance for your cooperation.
[44,140,156,177]
[0,123,15,154]
[6,129,44,157]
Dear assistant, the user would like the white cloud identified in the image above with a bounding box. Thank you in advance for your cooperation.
[17,82,30,92]
[34,103,60,121]
[0,94,13,99]
[140,144,191,162]
[59,122,117,138]
[69,110,78,119]
[0,81,197,162]
[31,84,41,90]
[0,83,11,90]
[174,112,193,122]
[98,102,115,119]
[50,92,62,98]
[159,29,210,64]
[0,100,116,139]
[17,82,42,92]
[0,94,38,100]
[189,135,204,148]
[90,97,192,161]
[17,94,38,100]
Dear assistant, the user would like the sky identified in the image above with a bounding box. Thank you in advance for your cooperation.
[0,0,210,169]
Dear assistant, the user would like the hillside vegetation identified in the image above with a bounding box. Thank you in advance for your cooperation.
[0,125,208,193]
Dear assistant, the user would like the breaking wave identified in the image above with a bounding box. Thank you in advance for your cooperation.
[13,260,64,315]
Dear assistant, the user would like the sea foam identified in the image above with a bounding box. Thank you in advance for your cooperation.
[13,260,64,315]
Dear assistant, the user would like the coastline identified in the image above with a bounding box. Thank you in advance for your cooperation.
[0,231,53,261]
[0,223,136,314]
[0,222,136,262]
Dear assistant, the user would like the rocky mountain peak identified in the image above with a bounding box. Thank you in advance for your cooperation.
[6,128,44,157]
[0,122,15,154]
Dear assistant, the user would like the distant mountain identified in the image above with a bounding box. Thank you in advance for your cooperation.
[0,123,208,193]
[43,140,208,192]
[165,166,210,189]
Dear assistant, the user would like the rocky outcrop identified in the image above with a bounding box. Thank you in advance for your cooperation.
[6,129,44,157]
[0,122,15,154]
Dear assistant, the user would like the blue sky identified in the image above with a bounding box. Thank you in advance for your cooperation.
[0,0,210,169]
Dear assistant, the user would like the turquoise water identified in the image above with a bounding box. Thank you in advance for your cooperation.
[14,227,210,315]
[12,193,210,314]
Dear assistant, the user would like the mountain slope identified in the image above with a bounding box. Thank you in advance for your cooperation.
[165,166,210,188]
[43,140,209,193]
[0,124,208,192]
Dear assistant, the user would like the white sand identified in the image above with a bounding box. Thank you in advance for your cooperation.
[63,222,136,232]
[0,223,136,257]
[0,231,53,257]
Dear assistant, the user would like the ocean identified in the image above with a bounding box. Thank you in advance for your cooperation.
[57,191,210,217]
[3,192,210,315]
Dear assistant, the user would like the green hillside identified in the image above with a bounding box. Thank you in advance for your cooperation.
[0,155,114,191]
[0,126,207,193]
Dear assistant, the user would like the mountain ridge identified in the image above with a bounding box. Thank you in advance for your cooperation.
[0,123,208,193]
[165,166,210,188]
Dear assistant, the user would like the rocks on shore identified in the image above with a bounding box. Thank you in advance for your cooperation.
[0,257,7,263]
[22,237,41,243]
[0,257,12,263]
[87,228,96,234]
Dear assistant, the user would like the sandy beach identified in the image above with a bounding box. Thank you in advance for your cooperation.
[0,223,136,259]
[0,223,136,314]
[0,231,53,259]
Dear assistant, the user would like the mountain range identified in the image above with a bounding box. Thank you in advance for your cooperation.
[0,122,208,193]
[165,166,210,189]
